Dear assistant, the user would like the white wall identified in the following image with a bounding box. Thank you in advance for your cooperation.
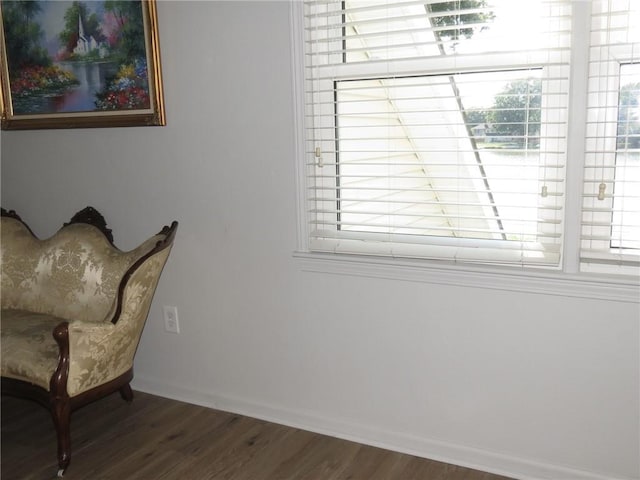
[1,2,638,479]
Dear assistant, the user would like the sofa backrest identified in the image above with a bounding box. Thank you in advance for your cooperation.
[1,213,168,323]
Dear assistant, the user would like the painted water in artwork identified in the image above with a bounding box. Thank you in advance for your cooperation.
[2,1,150,114]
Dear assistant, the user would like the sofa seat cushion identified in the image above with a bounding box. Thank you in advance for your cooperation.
[1,309,65,390]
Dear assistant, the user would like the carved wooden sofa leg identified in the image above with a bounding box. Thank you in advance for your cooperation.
[51,400,71,477]
[119,383,134,402]
[47,374,137,476]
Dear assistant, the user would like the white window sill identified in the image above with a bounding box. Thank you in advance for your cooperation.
[294,251,640,304]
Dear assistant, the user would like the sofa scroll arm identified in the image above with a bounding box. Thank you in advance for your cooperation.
[158,221,179,245]
[50,322,71,398]
[109,220,178,325]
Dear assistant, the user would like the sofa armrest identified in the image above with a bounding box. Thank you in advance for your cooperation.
[64,320,119,397]
[65,245,173,397]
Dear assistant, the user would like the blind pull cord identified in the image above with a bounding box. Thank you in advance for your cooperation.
[541,185,548,198]
[315,146,324,168]
[597,182,606,201]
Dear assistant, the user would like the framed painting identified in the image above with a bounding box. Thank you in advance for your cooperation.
[0,0,165,129]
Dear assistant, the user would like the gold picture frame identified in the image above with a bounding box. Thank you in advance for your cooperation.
[0,0,164,130]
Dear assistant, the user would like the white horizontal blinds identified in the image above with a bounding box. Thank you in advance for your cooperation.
[304,1,571,266]
[581,0,640,275]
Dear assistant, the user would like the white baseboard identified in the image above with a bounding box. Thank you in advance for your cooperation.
[132,375,634,480]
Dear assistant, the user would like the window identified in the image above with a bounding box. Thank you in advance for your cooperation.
[612,64,640,251]
[299,0,639,278]
[581,1,640,275]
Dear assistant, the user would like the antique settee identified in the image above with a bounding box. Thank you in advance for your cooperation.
[1,207,178,476]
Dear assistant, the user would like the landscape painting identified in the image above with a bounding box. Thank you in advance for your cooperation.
[0,0,165,129]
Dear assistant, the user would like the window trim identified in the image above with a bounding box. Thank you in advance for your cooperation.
[290,1,640,299]
[294,249,639,303]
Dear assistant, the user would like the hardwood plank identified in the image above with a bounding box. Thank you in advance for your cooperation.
[1,392,514,480]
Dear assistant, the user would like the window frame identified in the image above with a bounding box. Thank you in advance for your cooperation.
[290,0,640,300]
[581,37,640,273]
[611,63,640,251]
[326,68,563,261]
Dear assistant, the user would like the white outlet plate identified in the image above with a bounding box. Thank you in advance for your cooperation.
[162,305,180,334]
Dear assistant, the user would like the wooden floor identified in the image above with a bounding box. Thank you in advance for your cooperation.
[2,391,513,480]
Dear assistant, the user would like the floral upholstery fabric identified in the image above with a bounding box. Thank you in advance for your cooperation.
[66,248,171,396]
[1,217,161,323]
[1,309,65,389]
[1,216,173,397]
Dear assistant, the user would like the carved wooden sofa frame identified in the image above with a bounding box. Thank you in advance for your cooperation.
[1,207,178,476]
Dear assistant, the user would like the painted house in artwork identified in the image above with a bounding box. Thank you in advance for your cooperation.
[73,13,104,56]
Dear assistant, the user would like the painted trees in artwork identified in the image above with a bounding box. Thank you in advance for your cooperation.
[95,1,150,109]
[3,1,78,98]
[103,1,146,63]
[2,0,50,70]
